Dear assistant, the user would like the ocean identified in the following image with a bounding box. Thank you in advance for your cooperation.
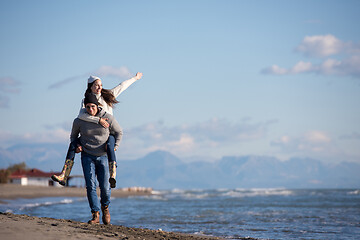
[1,188,359,240]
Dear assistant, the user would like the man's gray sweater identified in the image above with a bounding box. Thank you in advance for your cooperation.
[70,108,123,157]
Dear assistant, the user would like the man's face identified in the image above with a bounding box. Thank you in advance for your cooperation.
[86,103,98,116]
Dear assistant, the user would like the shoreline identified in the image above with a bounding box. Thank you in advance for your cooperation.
[0,184,258,240]
[0,212,228,240]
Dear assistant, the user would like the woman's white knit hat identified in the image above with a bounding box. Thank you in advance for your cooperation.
[88,76,101,84]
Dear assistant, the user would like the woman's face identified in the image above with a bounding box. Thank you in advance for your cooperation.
[91,80,102,94]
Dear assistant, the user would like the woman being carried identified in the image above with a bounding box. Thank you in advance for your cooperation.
[51,72,143,188]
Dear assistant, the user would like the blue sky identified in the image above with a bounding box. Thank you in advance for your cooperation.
[0,0,359,163]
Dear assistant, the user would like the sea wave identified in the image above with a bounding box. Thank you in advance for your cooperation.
[144,188,295,201]
[222,188,293,198]
[19,198,76,210]
[0,197,83,213]
[347,189,360,195]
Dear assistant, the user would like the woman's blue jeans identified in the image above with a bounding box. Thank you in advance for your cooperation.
[81,152,111,213]
[106,135,116,163]
[66,135,116,162]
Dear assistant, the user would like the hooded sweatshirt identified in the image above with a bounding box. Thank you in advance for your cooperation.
[70,108,123,156]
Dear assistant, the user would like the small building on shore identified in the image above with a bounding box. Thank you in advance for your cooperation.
[9,168,62,187]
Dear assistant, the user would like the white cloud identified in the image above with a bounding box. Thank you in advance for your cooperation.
[262,35,360,78]
[291,61,314,74]
[271,130,335,157]
[296,35,343,57]
[141,133,196,155]
[304,131,331,143]
[120,118,276,158]
[320,58,342,75]
[264,57,360,77]
[271,130,360,163]
[185,118,268,142]
[262,61,315,75]
[261,65,288,75]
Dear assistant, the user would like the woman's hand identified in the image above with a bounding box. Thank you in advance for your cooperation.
[135,72,143,80]
[99,118,110,128]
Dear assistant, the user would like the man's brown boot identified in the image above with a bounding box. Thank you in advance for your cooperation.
[88,211,100,224]
[101,205,111,225]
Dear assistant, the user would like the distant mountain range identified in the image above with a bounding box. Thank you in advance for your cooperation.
[118,151,360,189]
[1,143,359,189]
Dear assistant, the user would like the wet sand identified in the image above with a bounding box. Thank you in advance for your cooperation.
[0,212,226,240]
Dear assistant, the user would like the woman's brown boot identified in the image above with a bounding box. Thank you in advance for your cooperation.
[88,211,100,224]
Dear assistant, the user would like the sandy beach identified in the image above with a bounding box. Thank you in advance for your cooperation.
[1,185,250,240]
[0,184,152,201]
